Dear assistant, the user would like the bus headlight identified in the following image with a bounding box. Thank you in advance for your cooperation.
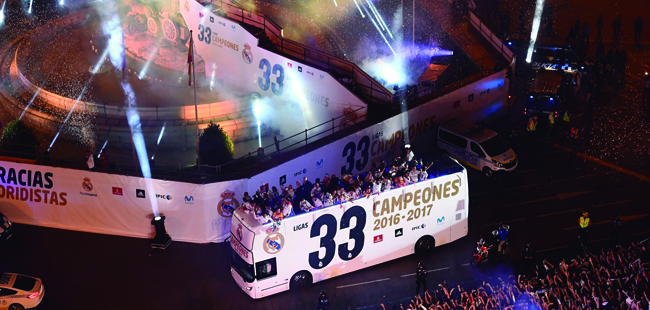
[246,286,252,291]
[492,159,502,167]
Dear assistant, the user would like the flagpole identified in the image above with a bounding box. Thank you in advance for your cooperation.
[190,30,201,170]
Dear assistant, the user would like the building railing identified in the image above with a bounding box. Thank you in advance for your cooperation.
[217,106,367,172]
[215,0,393,109]
[468,11,515,62]
[0,141,39,161]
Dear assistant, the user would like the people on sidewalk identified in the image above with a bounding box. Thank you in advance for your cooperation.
[578,211,590,250]
[547,113,555,138]
[526,116,538,147]
[596,14,604,39]
[634,17,643,46]
[643,73,650,103]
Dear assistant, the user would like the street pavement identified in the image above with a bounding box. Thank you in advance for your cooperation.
[1,136,648,310]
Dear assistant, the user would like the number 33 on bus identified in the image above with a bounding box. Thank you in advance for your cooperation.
[230,159,469,298]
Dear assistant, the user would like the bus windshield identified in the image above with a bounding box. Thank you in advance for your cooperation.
[480,136,510,157]
[231,249,255,283]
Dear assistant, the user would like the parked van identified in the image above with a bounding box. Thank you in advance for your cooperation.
[437,119,517,177]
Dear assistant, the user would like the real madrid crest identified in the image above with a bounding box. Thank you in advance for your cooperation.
[82,177,93,192]
[263,232,285,255]
[217,189,239,217]
[242,43,253,64]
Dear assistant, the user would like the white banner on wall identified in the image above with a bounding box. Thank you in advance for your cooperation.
[179,0,365,131]
[249,71,508,192]
[0,162,246,243]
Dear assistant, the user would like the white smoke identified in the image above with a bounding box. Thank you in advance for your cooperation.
[101,14,124,68]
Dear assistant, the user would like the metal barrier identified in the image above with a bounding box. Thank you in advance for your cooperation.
[215,0,393,109]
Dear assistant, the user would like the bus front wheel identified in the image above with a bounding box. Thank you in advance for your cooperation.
[415,236,436,255]
[290,271,313,289]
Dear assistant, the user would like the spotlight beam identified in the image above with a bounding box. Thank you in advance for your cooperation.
[362,5,396,55]
[252,100,263,148]
[366,0,385,31]
[526,0,545,63]
[0,0,5,24]
[352,0,365,18]
[48,48,110,151]
[138,37,164,80]
[98,139,108,156]
[367,0,393,39]
[332,0,337,7]
[123,81,159,216]
[28,0,33,14]
[156,122,166,145]
[19,89,40,120]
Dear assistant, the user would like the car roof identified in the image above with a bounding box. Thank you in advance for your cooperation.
[440,119,497,143]
[530,70,564,95]
[0,272,16,289]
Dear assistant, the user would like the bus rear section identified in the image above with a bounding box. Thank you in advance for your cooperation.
[230,153,468,298]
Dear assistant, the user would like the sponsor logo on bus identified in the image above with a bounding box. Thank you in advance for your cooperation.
[218,190,240,218]
[395,228,403,237]
[294,223,309,231]
[437,216,445,225]
[263,232,284,254]
[412,224,426,231]
[373,234,383,243]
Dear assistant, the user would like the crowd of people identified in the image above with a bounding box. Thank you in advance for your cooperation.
[238,147,432,224]
[369,241,650,310]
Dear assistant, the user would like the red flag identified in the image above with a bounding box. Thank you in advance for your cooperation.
[188,35,194,86]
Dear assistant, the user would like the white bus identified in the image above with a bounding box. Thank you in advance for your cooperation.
[230,154,469,299]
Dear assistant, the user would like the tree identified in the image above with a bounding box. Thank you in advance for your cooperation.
[199,122,234,166]
[0,119,39,159]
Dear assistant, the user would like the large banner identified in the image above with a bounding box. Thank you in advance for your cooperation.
[179,0,366,130]
[0,162,246,243]
[249,71,508,192]
[0,71,506,244]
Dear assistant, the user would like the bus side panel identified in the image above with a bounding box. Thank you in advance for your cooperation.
[450,173,469,242]
[250,172,468,296]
